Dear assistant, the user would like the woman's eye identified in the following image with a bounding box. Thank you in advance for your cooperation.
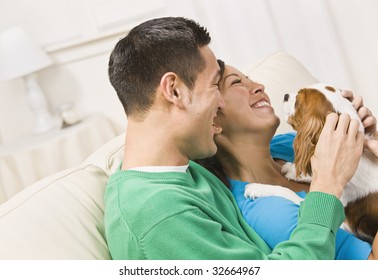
[231,79,242,85]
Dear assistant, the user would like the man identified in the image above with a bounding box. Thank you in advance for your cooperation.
[104,17,364,259]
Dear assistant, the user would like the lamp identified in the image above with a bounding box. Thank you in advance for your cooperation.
[0,27,60,134]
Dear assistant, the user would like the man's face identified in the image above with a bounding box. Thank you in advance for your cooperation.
[182,46,224,160]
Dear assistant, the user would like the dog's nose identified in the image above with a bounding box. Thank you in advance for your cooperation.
[284,93,289,102]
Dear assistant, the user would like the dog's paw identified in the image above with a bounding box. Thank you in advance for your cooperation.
[297,173,312,183]
[245,183,304,205]
[244,183,272,200]
[281,162,312,183]
[281,162,297,180]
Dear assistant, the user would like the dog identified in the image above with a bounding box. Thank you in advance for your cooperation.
[245,83,378,243]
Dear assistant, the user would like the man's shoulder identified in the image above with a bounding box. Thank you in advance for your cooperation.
[106,161,225,188]
[105,164,229,217]
[104,169,208,243]
[104,168,201,213]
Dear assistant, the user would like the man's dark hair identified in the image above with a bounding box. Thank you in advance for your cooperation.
[108,17,211,118]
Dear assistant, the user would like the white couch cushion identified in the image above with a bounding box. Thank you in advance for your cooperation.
[0,51,317,259]
[0,165,110,259]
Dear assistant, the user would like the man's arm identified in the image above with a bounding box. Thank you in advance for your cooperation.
[140,199,345,260]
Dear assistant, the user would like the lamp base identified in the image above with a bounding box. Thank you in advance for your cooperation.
[24,74,62,134]
[32,110,61,134]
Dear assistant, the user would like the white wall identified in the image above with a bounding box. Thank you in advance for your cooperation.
[1,0,377,143]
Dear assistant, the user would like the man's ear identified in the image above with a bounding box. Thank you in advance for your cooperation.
[160,72,186,109]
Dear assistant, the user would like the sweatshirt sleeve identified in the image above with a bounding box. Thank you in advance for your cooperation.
[266,192,344,259]
[141,193,346,260]
[140,209,272,260]
[239,192,371,259]
[267,133,372,259]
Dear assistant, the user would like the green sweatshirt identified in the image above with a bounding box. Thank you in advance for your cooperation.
[104,161,345,260]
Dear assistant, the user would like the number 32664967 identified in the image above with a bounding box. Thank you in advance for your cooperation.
[212,266,260,276]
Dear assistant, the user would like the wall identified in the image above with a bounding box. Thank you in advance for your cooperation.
[1,0,377,143]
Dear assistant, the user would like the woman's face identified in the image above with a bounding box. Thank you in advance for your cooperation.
[214,65,280,136]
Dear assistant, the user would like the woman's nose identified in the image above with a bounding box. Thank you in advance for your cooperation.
[249,83,264,95]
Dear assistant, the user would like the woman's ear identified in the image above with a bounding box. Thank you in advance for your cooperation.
[160,72,185,109]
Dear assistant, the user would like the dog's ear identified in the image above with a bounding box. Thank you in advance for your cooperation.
[293,111,326,177]
[292,87,336,177]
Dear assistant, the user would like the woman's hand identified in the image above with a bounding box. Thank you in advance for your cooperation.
[341,89,376,135]
[364,133,378,157]
[342,89,378,156]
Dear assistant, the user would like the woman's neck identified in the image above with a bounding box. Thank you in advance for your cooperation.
[220,143,282,184]
[218,134,309,193]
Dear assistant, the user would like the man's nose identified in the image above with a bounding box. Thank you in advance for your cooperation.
[218,93,225,110]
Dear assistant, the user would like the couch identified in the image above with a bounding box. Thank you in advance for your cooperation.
[0,51,318,259]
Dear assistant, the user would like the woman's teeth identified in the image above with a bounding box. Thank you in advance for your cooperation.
[252,101,270,108]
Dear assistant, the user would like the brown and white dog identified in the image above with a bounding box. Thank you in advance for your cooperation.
[245,83,378,243]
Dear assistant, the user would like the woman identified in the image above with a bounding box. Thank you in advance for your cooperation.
[198,59,378,259]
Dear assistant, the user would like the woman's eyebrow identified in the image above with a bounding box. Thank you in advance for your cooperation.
[222,73,240,85]
[224,73,239,80]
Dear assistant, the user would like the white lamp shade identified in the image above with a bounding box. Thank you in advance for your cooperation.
[0,27,52,81]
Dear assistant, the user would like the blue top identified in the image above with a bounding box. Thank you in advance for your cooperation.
[229,132,372,260]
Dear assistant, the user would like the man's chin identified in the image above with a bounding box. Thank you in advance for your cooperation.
[201,145,217,159]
